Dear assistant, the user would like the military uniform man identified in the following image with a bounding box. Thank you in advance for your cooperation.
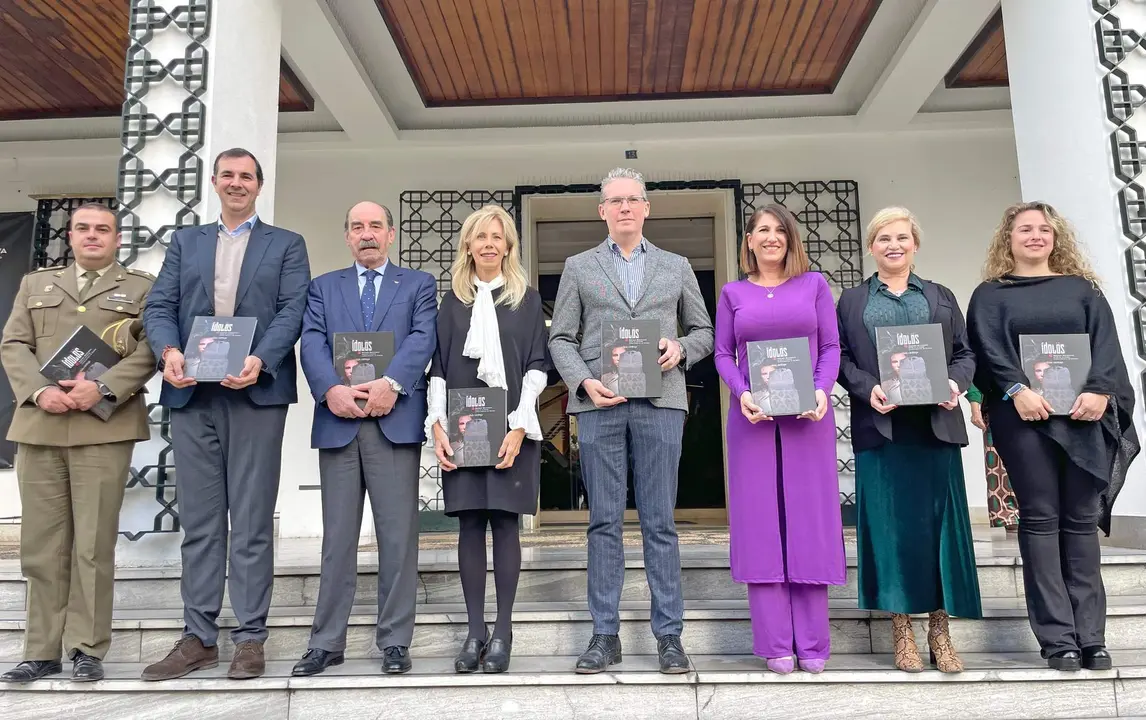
[0,203,157,683]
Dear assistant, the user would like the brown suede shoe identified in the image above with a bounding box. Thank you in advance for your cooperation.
[228,641,266,680]
[141,636,219,681]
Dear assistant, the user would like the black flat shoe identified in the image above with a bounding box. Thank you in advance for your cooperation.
[656,635,690,674]
[454,631,489,674]
[382,646,412,674]
[575,634,622,674]
[1,660,63,683]
[1047,650,1081,671]
[482,636,512,674]
[292,649,345,677]
[1082,646,1113,671]
[71,652,103,682]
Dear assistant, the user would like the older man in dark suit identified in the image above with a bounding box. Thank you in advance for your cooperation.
[141,148,311,681]
[548,168,714,675]
[292,201,437,677]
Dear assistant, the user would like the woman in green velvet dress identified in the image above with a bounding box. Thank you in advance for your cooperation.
[836,207,982,674]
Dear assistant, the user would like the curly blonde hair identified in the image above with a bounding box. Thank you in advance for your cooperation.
[982,201,1102,286]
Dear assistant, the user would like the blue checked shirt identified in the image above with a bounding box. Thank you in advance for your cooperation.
[607,236,648,305]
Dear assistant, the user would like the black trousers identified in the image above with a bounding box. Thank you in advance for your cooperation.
[990,407,1106,656]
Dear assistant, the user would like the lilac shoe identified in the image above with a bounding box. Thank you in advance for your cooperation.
[798,658,827,674]
[765,656,795,674]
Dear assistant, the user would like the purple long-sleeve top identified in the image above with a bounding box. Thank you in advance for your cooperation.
[714,272,840,401]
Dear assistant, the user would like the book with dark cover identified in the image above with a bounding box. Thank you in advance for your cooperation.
[39,324,119,421]
[447,387,508,468]
[333,332,395,386]
[746,337,817,416]
[601,319,662,398]
[183,316,257,382]
[1019,333,1092,415]
[875,323,949,406]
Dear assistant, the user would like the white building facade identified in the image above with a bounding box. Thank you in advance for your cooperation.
[1,0,1144,559]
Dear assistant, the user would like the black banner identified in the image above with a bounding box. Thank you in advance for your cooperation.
[0,213,35,468]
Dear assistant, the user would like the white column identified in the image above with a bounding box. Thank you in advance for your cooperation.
[1002,0,1146,539]
[115,1,286,562]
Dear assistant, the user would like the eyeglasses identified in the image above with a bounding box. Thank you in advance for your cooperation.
[602,196,646,208]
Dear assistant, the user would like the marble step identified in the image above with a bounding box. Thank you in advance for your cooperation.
[3,652,1146,720]
[4,548,1145,613]
[4,597,1146,664]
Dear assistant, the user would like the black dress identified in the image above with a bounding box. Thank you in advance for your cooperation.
[430,287,551,516]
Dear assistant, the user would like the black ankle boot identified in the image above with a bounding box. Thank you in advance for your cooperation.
[482,635,512,674]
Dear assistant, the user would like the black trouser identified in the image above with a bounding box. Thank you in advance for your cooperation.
[990,407,1106,657]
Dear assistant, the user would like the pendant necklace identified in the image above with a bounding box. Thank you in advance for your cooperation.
[761,283,778,299]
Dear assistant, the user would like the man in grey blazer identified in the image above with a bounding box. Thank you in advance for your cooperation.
[548,168,714,674]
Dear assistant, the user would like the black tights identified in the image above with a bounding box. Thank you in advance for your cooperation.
[457,509,521,641]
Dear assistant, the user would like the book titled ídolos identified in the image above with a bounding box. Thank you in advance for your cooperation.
[746,338,817,416]
[1019,334,1091,415]
[39,325,120,421]
[601,319,662,398]
[333,332,395,385]
[875,323,949,406]
[447,387,508,468]
[183,316,257,381]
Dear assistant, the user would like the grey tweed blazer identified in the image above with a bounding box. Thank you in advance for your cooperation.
[548,239,715,414]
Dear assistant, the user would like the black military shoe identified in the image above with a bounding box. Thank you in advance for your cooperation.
[1047,650,1081,671]
[656,635,690,674]
[382,646,412,674]
[1,660,63,683]
[292,649,345,677]
[71,651,104,682]
[575,634,622,674]
[1082,646,1113,671]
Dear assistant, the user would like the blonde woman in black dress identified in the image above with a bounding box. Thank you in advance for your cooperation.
[427,205,551,674]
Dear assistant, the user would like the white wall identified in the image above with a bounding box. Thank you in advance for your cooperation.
[0,129,1024,538]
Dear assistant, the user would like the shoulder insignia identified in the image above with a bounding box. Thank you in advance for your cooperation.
[126,268,156,280]
[29,266,56,274]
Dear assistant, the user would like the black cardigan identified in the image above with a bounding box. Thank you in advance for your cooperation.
[836,275,976,452]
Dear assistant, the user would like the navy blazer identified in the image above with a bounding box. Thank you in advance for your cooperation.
[836,275,976,452]
[300,263,438,449]
[143,219,311,408]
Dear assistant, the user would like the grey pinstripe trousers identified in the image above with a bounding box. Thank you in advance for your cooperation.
[577,400,686,637]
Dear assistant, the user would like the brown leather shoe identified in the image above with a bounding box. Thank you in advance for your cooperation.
[141,636,219,681]
[228,641,266,680]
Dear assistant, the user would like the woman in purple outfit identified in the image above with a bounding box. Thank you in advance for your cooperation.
[714,204,845,674]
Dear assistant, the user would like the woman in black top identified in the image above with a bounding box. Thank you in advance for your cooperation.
[967,201,1139,671]
[427,205,551,674]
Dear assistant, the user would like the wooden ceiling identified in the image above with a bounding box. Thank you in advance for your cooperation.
[0,1,313,121]
[378,0,882,106]
[946,10,1008,88]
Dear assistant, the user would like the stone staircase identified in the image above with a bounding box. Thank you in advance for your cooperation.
[2,535,1146,719]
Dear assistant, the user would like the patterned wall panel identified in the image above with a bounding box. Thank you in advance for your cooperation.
[742,181,863,517]
[1095,1,1146,401]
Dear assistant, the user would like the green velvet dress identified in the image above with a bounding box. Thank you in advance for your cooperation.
[855,277,982,618]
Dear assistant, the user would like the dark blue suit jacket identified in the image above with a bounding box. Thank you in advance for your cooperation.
[300,263,438,449]
[143,220,311,408]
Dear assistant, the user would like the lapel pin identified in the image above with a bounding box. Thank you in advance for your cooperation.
[44,285,53,292]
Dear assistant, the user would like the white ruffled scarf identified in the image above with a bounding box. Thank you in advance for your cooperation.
[463,275,507,390]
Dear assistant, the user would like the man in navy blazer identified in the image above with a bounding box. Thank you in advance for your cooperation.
[140,149,311,682]
[291,201,437,678]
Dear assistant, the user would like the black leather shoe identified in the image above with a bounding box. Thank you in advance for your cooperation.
[1082,646,1113,670]
[292,649,345,677]
[71,652,103,682]
[1047,650,1081,671]
[656,635,690,674]
[454,631,489,674]
[575,634,622,674]
[382,646,412,674]
[482,636,512,674]
[1,660,63,683]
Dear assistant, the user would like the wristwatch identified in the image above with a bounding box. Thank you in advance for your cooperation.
[383,375,404,394]
[1004,382,1027,400]
[95,381,116,402]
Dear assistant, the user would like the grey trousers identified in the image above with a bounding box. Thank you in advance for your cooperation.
[170,388,288,646]
[309,421,421,653]
[576,401,686,637]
